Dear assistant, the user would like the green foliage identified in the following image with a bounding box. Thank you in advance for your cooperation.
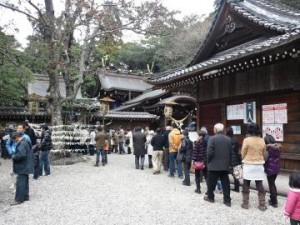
[0,30,33,106]
[117,42,156,71]
[81,74,98,98]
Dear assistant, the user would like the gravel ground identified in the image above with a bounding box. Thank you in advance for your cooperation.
[0,154,290,225]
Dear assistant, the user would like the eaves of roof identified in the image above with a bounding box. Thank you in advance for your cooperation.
[149,31,300,86]
[104,112,158,120]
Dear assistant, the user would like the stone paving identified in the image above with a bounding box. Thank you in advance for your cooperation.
[0,154,290,225]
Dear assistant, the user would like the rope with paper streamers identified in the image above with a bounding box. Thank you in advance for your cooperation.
[169,113,190,129]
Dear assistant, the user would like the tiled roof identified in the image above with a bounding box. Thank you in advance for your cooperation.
[105,111,158,120]
[28,75,83,99]
[111,102,141,112]
[123,89,167,105]
[231,0,300,33]
[0,107,49,116]
[99,73,152,92]
[149,32,300,85]
[149,0,300,86]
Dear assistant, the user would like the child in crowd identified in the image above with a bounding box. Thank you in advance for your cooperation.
[284,172,300,225]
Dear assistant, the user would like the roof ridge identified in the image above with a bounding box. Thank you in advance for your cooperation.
[249,0,300,15]
[230,0,300,33]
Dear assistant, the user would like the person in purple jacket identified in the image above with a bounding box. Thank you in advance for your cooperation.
[264,134,281,208]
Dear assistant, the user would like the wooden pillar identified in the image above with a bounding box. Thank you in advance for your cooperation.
[196,82,201,131]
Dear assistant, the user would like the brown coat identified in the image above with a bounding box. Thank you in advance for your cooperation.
[241,136,266,165]
[95,131,106,149]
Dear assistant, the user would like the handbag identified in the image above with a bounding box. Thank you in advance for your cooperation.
[193,161,205,170]
[233,164,243,179]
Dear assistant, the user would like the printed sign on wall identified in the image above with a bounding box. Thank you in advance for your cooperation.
[274,103,287,124]
[262,124,284,142]
[262,105,275,124]
[226,104,244,120]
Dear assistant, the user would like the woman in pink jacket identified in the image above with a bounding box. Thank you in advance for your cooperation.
[284,172,300,225]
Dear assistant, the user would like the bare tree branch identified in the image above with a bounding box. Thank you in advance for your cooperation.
[0,3,39,22]
[26,0,48,25]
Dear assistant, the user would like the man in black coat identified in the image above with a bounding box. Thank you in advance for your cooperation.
[132,127,146,170]
[204,123,232,207]
[11,132,34,205]
[24,121,37,146]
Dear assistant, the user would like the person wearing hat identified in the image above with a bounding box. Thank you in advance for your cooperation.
[10,131,34,205]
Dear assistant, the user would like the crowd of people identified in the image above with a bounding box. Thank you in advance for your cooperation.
[1,121,300,224]
[0,121,52,205]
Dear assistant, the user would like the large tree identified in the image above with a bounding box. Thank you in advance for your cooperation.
[0,0,179,125]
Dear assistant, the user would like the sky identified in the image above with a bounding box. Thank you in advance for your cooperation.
[0,0,215,47]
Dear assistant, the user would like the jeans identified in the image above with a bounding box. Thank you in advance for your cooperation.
[135,155,145,169]
[15,174,29,202]
[96,149,106,165]
[119,142,125,154]
[183,162,191,185]
[169,152,182,177]
[267,174,278,204]
[207,170,231,203]
[152,151,163,172]
[33,155,39,179]
[39,151,50,176]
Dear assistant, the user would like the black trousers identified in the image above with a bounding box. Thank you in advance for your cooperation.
[290,219,300,225]
[15,174,29,202]
[183,162,191,185]
[207,170,231,203]
[267,174,278,204]
[195,168,207,190]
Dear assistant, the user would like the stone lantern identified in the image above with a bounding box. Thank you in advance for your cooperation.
[99,96,115,127]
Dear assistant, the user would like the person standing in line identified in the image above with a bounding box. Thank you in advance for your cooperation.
[24,121,37,146]
[284,172,300,225]
[241,123,267,211]
[146,130,154,169]
[133,126,147,170]
[204,123,232,207]
[94,126,106,167]
[180,129,193,186]
[200,126,210,182]
[192,130,208,194]
[264,134,281,208]
[162,126,171,171]
[151,128,165,175]
[112,130,119,154]
[125,128,133,154]
[118,126,125,154]
[168,123,183,178]
[39,125,52,176]
[10,132,34,205]
[226,127,241,192]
